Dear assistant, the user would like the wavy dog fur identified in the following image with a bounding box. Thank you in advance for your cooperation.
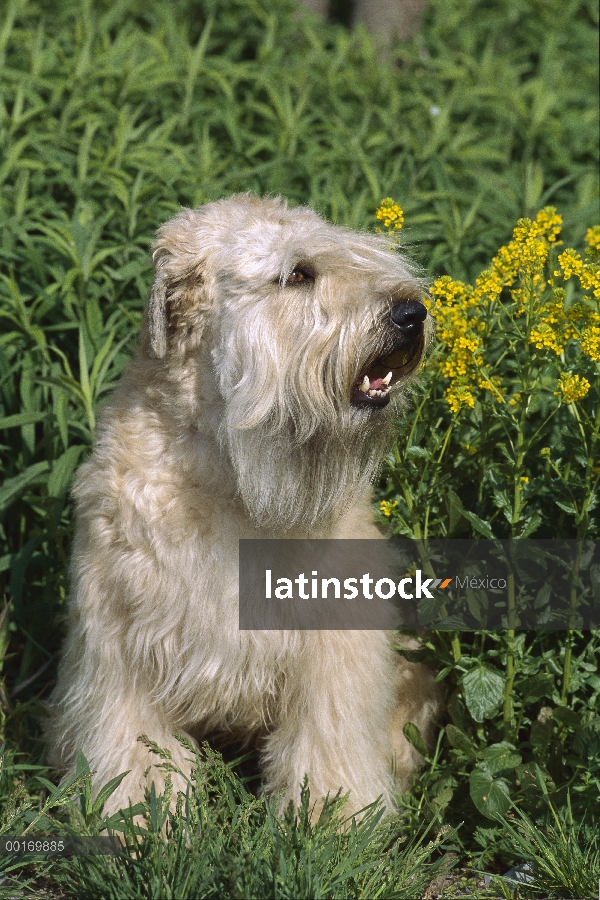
[47,194,441,818]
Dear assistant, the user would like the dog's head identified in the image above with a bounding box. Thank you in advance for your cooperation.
[142,194,432,530]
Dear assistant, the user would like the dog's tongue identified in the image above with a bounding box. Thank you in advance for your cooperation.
[368,377,386,390]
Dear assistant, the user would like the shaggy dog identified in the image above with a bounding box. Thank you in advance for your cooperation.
[47,194,441,818]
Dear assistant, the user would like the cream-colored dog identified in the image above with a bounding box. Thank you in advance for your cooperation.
[47,194,440,818]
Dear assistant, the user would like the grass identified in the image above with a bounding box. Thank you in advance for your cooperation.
[0,0,598,896]
[0,743,459,899]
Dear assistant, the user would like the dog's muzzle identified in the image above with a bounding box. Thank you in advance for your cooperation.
[351,299,428,409]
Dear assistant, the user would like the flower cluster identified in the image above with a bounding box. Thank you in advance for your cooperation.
[458,207,563,317]
[557,373,591,403]
[585,225,600,253]
[556,246,600,300]
[549,230,600,363]
[379,500,398,517]
[375,198,404,231]
[425,207,599,412]
[428,276,483,412]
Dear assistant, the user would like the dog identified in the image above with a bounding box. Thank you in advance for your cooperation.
[47,194,441,820]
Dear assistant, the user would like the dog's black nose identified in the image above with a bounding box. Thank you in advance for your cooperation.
[390,299,427,338]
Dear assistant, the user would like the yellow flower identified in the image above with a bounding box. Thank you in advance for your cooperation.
[376,198,404,231]
[379,500,398,517]
[557,373,591,403]
[381,203,598,415]
[464,444,478,456]
[520,476,529,483]
[558,248,584,279]
[586,225,600,250]
[557,247,600,298]
[540,447,551,458]
[446,383,475,414]
[580,324,600,362]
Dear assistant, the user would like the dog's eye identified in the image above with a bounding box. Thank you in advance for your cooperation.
[285,267,312,285]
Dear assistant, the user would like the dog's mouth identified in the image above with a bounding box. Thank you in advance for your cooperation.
[351,336,425,408]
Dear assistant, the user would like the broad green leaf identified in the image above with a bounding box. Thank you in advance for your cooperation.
[462,665,505,722]
[477,742,521,776]
[469,769,511,819]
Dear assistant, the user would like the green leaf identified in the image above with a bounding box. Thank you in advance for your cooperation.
[462,665,505,722]
[0,412,48,429]
[75,750,91,777]
[0,461,50,512]
[586,673,600,692]
[48,445,85,498]
[519,513,543,538]
[477,742,521,776]
[406,446,429,458]
[461,510,495,539]
[430,785,454,811]
[554,499,577,515]
[403,722,429,759]
[445,490,464,534]
[492,488,511,513]
[55,389,69,451]
[469,769,511,819]
[534,583,552,609]
[94,770,131,816]
[517,674,554,701]
[552,706,582,730]
[445,724,477,760]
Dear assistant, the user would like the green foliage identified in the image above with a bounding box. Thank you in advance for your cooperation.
[0,0,598,893]
[45,745,455,900]
[489,794,600,899]
[376,205,599,860]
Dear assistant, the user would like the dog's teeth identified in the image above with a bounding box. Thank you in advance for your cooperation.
[360,376,370,393]
[382,372,392,386]
[368,389,377,397]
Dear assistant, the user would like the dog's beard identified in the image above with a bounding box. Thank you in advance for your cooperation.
[217,302,410,531]
[224,394,398,532]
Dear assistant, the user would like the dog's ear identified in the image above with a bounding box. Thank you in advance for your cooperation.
[142,210,209,359]
[146,261,170,359]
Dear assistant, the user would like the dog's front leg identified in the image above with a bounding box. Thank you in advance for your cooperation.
[260,630,396,819]
[86,701,196,819]
[48,634,195,818]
